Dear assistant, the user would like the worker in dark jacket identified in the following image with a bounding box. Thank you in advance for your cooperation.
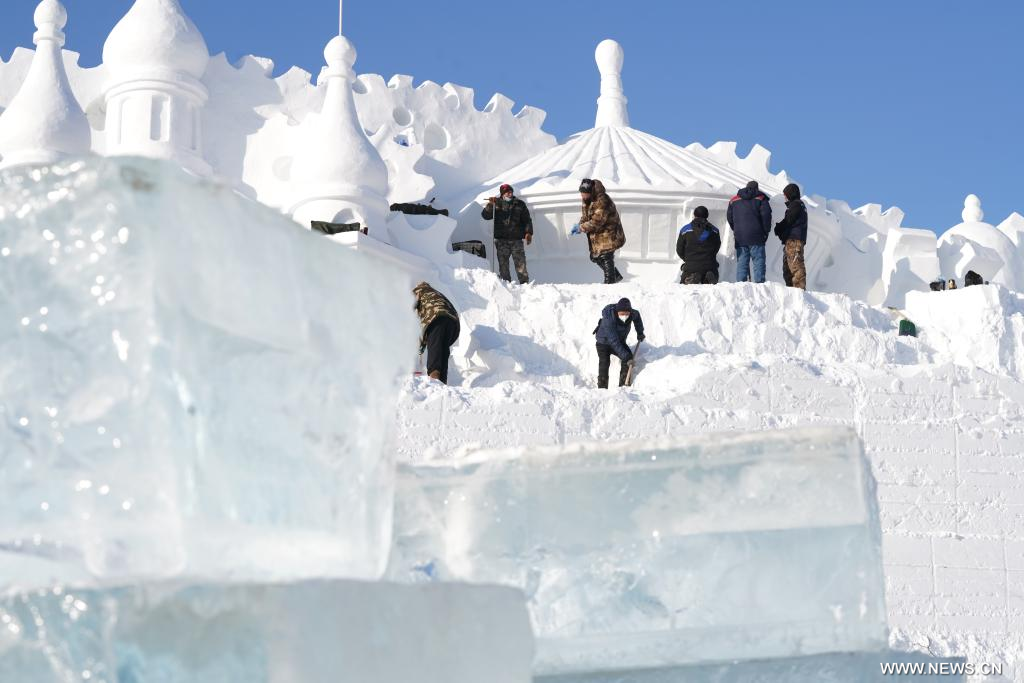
[727,180,772,283]
[413,282,460,384]
[593,297,645,388]
[773,183,808,290]
[578,178,626,284]
[482,183,533,284]
[676,205,722,284]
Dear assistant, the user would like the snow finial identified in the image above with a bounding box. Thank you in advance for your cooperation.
[100,0,211,175]
[594,39,629,128]
[103,0,209,81]
[0,0,91,168]
[962,194,984,223]
[288,34,389,232]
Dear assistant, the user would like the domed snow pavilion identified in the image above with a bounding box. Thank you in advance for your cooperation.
[456,39,840,285]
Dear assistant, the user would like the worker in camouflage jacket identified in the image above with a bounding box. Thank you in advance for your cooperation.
[413,282,460,384]
[773,183,808,290]
[578,178,626,284]
[482,183,533,284]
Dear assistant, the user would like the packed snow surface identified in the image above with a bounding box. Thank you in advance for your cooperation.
[0,158,417,590]
[391,428,886,674]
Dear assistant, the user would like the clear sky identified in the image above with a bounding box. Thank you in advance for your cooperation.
[1,0,1021,233]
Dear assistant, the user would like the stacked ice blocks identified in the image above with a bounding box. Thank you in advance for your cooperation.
[390,427,888,674]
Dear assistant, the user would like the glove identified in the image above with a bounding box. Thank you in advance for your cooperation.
[570,223,581,235]
[638,336,646,343]
[419,345,426,355]
[525,234,533,245]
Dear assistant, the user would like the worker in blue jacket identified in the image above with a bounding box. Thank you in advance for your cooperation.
[727,180,772,283]
[593,297,645,388]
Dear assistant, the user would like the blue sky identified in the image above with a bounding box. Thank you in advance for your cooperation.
[2,0,1021,233]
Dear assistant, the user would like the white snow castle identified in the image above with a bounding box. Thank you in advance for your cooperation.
[0,0,1021,302]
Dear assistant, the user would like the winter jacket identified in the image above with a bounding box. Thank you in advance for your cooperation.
[727,186,772,247]
[676,219,722,275]
[774,198,808,243]
[413,282,458,350]
[481,197,533,240]
[594,303,645,360]
[579,179,626,257]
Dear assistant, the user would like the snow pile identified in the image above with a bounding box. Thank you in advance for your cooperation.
[427,268,1024,392]
[0,158,417,589]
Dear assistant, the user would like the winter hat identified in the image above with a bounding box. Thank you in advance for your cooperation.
[615,297,632,313]
[578,178,594,193]
[499,183,513,195]
[693,206,709,219]
[745,180,759,191]
[783,183,801,201]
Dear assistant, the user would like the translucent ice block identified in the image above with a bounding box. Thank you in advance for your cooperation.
[0,579,533,683]
[390,427,887,674]
[0,159,418,588]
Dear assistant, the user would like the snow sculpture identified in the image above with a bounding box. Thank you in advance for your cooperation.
[938,194,1022,289]
[0,0,90,168]
[101,0,211,174]
[390,427,887,675]
[289,35,389,233]
[880,226,940,308]
[0,579,533,683]
[0,158,417,589]
[594,39,629,128]
[351,74,556,206]
[998,211,1024,248]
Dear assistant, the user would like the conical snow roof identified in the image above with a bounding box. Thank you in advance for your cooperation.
[0,0,90,168]
[102,0,209,81]
[488,125,774,197]
[482,39,776,198]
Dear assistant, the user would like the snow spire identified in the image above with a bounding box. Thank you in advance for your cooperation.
[594,39,629,128]
[0,0,91,169]
[287,34,389,232]
[100,0,211,175]
[339,0,344,36]
[962,194,984,223]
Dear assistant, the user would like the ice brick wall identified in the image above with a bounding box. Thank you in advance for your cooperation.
[390,427,887,674]
[397,364,1024,678]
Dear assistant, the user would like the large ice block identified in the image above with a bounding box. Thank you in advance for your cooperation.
[389,427,887,674]
[0,579,534,683]
[0,159,418,588]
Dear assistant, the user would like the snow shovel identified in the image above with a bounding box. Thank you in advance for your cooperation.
[414,352,425,377]
[624,341,642,387]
